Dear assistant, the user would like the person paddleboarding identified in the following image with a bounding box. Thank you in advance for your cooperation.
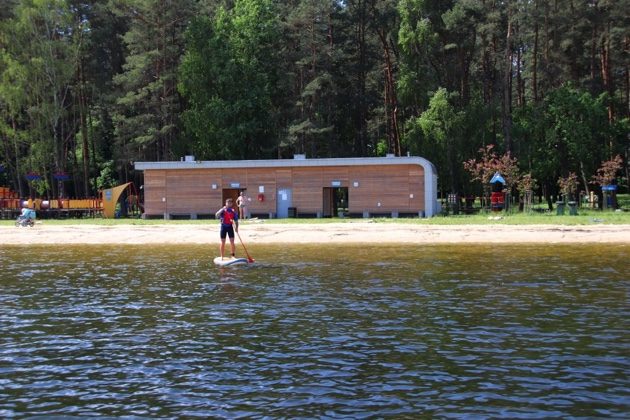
[215,198,239,260]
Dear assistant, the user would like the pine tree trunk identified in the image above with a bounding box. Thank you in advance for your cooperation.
[600,23,614,154]
[78,58,90,197]
[516,44,524,107]
[533,1,539,102]
[503,6,513,152]
[377,28,400,156]
[624,35,629,120]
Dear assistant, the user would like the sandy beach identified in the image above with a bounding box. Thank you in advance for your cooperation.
[2,221,629,245]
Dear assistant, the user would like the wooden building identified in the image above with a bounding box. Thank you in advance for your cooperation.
[134,155,438,219]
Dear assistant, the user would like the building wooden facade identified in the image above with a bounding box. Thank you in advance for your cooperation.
[134,155,438,219]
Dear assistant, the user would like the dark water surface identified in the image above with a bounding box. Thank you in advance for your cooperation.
[1,243,628,418]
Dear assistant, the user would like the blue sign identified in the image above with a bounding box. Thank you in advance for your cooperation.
[490,172,506,184]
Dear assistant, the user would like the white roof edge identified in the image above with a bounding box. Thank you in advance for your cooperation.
[134,156,436,171]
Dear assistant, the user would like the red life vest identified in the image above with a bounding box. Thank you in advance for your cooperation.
[221,208,236,225]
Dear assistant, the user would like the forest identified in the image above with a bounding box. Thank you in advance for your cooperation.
[0,0,628,208]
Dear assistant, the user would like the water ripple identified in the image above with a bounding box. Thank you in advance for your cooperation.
[0,244,628,418]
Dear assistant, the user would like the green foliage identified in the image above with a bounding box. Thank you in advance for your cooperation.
[512,84,615,199]
[179,0,281,160]
[0,0,81,198]
[415,88,465,192]
[0,0,628,204]
[94,160,117,190]
[545,85,609,172]
[112,0,196,162]
[375,139,388,157]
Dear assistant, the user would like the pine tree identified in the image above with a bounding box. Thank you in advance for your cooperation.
[112,0,197,162]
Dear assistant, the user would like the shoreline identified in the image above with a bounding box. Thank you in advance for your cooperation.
[2,222,629,245]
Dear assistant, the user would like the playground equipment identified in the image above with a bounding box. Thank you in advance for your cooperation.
[1,186,102,219]
[489,172,508,211]
[2,182,141,219]
[101,182,141,218]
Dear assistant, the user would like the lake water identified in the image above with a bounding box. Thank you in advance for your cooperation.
[1,243,628,418]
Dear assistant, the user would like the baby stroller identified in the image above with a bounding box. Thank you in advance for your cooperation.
[16,208,36,227]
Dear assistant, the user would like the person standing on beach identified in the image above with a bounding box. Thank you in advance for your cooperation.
[215,198,239,259]
[236,191,248,219]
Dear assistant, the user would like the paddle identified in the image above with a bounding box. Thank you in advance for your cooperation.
[234,222,255,263]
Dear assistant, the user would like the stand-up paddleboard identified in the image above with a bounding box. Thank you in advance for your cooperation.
[213,256,250,267]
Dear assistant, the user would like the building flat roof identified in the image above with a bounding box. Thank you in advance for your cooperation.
[134,155,437,172]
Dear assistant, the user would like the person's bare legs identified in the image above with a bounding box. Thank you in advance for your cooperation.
[220,238,226,259]
[230,237,236,257]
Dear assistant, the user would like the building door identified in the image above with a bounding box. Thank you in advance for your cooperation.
[276,188,292,218]
[221,188,240,208]
[323,188,333,217]
[335,187,348,217]
[323,187,348,217]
